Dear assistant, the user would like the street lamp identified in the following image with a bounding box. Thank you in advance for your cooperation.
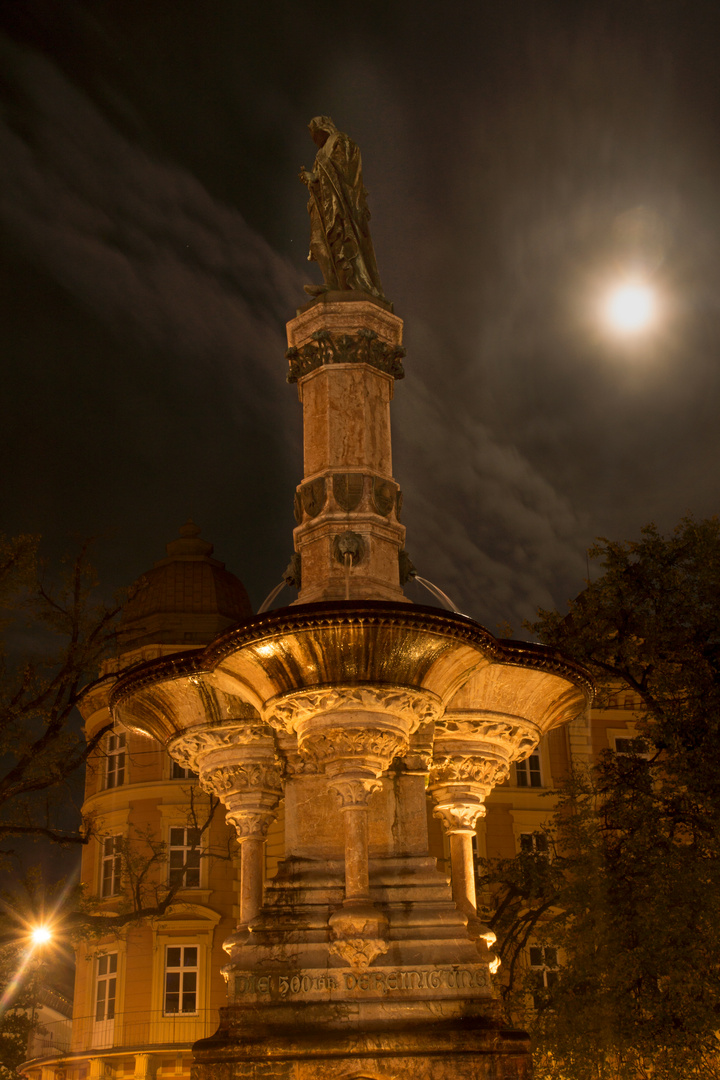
[29,926,52,949]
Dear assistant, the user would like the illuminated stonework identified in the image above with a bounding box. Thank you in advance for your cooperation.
[109,282,592,1080]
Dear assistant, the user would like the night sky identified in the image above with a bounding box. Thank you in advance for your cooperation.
[2,0,720,634]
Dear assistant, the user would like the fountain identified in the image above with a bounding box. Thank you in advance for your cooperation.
[111,118,591,1080]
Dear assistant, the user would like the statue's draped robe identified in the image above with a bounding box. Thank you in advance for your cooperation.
[307,131,385,300]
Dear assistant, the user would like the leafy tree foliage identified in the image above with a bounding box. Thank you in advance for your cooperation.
[483,517,720,1080]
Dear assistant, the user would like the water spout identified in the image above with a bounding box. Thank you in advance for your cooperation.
[344,551,352,600]
[257,579,289,614]
[410,574,464,615]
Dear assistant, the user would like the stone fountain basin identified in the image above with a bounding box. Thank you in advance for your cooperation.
[110,600,591,750]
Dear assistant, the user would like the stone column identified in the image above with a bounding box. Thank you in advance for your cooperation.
[285,297,408,604]
[429,755,506,951]
[324,774,388,968]
[449,828,480,922]
[429,711,542,954]
[133,1054,157,1080]
[168,722,284,936]
[266,683,443,969]
[237,835,265,926]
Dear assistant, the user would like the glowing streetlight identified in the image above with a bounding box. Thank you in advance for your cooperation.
[29,925,52,948]
[603,281,657,335]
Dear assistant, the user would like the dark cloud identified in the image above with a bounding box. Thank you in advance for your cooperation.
[2,2,720,626]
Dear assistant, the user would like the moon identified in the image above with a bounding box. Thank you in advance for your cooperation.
[603,281,657,334]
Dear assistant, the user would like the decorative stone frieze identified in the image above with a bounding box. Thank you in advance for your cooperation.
[264,684,443,736]
[168,721,271,774]
[286,327,406,383]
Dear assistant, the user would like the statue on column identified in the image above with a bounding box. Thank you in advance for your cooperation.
[299,116,386,301]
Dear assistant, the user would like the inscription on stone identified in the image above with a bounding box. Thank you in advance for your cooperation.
[232,965,489,1001]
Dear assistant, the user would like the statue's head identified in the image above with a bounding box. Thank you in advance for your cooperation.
[308,115,337,147]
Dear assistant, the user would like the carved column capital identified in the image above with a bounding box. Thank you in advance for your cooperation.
[327,776,383,809]
[302,725,407,775]
[436,710,540,763]
[264,683,443,737]
[167,719,274,775]
[168,722,285,842]
[433,800,486,834]
[200,759,284,840]
[428,755,508,836]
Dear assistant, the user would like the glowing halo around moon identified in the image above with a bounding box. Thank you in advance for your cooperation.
[602,280,657,334]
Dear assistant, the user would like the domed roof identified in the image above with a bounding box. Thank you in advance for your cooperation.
[119,521,253,650]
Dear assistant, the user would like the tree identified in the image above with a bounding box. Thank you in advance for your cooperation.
[0,535,230,937]
[0,937,44,1080]
[483,517,720,1080]
[0,534,121,856]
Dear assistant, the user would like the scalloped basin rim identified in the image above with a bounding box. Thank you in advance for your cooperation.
[109,599,594,712]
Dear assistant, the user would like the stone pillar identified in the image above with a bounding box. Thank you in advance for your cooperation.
[238,835,265,926]
[286,297,408,604]
[449,829,479,921]
[168,721,284,935]
[429,755,505,950]
[266,683,443,969]
[325,775,388,968]
[133,1054,156,1080]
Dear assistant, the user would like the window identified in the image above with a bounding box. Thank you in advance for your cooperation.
[101,836,122,897]
[164,946,198,1014]
[529,945,558,1009]
[515,753,542,788]
[105,732,126,789]
[519,832,549,856]
[95,954,117,1021]
[168,827,201,888]
[614,736,649,756]
[171,761,198,780]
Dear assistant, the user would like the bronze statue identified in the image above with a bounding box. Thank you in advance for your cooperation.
[300,116,386,301]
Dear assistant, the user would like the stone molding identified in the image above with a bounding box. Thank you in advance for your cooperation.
[437,711,539,761]
[110,602,594,719]
[286,328,406,384]
[264,684,444,736]
[167,721,273,773]
[429,755,510,788]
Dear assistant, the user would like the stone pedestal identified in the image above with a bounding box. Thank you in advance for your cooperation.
[287,294,408,604]
[193,761,528,1080]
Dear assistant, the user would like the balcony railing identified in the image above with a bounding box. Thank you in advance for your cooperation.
[27,1010,221,1058]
